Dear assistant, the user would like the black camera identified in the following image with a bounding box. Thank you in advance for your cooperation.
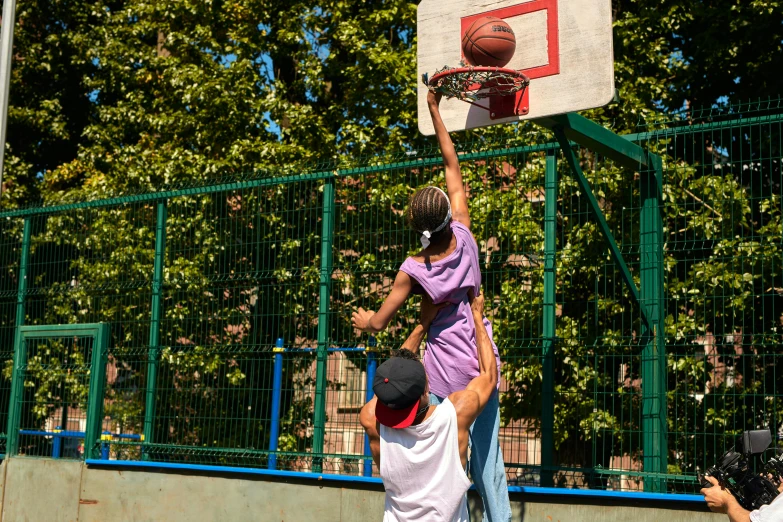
[700,429,783,511]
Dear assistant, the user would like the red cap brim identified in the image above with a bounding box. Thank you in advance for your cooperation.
[375,398,420,429]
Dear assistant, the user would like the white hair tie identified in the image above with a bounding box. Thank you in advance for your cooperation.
[419,187,452,248]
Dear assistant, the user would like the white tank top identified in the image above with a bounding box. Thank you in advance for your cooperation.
[379,398,471,522]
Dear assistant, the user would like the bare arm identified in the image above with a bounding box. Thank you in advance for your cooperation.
[450,290,497,431]
[427,91,470,228]
[400,324,427,355]
[401,294,445,356]
[360,398,380,467]
[352,271,413,334]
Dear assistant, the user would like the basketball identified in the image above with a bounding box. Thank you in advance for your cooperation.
[462,17,516,68]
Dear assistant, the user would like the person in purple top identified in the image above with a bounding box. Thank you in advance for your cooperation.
[352,90,511,522]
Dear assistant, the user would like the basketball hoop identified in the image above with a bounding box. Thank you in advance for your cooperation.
[423,66,530,119]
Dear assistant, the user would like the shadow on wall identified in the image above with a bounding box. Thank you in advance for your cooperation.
[468,490,525,520]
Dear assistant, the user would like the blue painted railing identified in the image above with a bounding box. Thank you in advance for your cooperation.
[267,337,378,475]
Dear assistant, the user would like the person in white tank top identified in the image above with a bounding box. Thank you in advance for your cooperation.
[360,290,499,522]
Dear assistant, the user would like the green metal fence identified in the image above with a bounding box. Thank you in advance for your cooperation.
[0,102,781,494]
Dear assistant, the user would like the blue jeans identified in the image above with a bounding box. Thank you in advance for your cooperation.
[430,391,511,522]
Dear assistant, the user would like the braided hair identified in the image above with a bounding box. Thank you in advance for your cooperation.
[406,187,452,244]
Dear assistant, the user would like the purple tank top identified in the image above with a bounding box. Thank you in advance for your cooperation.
[399,221,501,398]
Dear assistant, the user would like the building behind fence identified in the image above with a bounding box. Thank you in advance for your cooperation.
[0,101,781,494]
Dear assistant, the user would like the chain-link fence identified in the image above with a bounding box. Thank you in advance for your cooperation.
[0,102,781,494]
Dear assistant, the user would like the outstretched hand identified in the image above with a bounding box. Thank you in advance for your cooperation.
[352,307,376,333]
[427,89,443,107]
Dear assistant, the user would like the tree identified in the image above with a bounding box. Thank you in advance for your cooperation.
[0,0,97,205]
[1,0,420,207]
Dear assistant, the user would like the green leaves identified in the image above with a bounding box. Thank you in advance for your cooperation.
[0,0,419,207]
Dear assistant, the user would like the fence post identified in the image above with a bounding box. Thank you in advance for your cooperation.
[143,199,167,457]
[640,155,668,491]
[268,338,284,470]
[363,336,377,477]
[7,216,32,456]
[84,323,109,459]
[52,426,63,458]
[313,178,335,473]
[540,149,558,487]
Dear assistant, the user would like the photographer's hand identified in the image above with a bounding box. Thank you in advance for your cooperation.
[701,476,751,522]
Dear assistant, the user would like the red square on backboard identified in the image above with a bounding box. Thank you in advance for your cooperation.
[460,0,560,79]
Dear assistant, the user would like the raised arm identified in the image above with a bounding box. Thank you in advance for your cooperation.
[359,397,380,467]
[352,270,413,334]
[400,294,443,356]
[451,290,497,430]
[427,91,470,228]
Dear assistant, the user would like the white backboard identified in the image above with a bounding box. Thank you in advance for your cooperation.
[417,0,615,135]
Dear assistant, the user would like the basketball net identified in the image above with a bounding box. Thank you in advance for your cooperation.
[424,65,530,102]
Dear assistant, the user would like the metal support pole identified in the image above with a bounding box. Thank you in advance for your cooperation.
[268,338,284,470]
[143,200,167,455]
[540,149,557,487]
[538,113,653,170]
[313,178,335,472]
[552,127,652,329]
[6,216,31,455]
[363,336,377,477]
[640,155,667,491]
[544,114,668,489]
[0,0,17,197]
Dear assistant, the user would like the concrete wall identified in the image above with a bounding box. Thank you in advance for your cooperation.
[0,458,723,522]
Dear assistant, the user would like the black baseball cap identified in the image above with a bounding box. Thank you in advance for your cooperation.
[373,357,427,428]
